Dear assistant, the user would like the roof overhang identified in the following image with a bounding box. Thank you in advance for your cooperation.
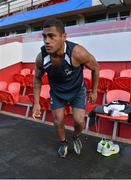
[99,0,123,7]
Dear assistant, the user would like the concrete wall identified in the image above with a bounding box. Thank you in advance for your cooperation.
[0,31,131,69]
[0,42,22,69]
[22,31,131,62]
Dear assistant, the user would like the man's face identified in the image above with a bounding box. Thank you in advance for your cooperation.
[42,26,66,54]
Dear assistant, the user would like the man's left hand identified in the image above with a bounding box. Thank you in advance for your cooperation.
[88,91,97,104]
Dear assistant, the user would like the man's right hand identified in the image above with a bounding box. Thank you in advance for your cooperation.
[32,104,41,119]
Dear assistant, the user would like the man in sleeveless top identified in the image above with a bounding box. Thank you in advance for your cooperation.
[33,18,99,158]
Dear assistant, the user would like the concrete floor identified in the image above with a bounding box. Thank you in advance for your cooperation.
[0,113,131,179]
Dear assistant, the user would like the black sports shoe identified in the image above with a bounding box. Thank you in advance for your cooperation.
[58,140,68,158]
[73,136,82,155]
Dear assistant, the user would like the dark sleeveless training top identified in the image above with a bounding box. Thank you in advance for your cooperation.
[41,40,85,100]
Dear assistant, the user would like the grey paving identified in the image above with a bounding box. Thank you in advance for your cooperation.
[0,113,131,179]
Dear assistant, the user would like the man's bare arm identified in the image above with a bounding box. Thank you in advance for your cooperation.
[34,52,45,104]
[72,45,99,102]
[33,52,45,118]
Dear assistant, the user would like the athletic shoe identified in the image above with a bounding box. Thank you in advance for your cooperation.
[58,140,68,158]
[97,139,114,153]
[97,139,107,153]
[73,136,82,155]
[101,141,120,157]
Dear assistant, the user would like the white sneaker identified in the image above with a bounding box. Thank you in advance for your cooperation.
[101,142,120,157]
[97,139,114,153]
[97,139,107,153]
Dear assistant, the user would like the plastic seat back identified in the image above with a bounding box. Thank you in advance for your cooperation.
[13,74,25,86]
[112,77,131,93]
[42,74,49,85]
[0,91,15,105]
[120,69,131,77]
[83,69,91,91]
[40,85,50,99]
[8,82,20,102]
[106,89,130,103]
[32,70,35,75]
[0,81,8,91]
[83,69,91,80]
[20,68,31,76]
[100,69,115,80]
[25,74,34,87]
[98,69,115,93]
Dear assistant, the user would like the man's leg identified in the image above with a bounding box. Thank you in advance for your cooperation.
[52,107,68,158]
[72,108,85,136]
[52,107,65,141]
[72,108,86,155]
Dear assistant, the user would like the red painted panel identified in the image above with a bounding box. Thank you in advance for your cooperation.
[119,123,131,139]
[0,62,22,83]
[22,62,35,72]
[126,62,131,69]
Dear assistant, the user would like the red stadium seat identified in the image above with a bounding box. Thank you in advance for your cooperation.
[8,82,21,102]
[42,74,49,85]
[25,74,34,87]
[0,82,20,105]
[96,89,130,140]
[13,74,25,87]
[98,69,115,104]
[32,69,35,75]
[28,84,50,122]
[13,68,31,95]
[83,69,91,92]
[20,68,31,76]
[112,69,131,93]
[85,100,98,131]
[0,81,8,91]
[120,69,131,77]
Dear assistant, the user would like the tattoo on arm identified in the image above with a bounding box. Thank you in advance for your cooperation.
[34,52,45,89]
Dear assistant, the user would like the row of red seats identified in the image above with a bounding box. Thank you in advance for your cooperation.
[0,80,131,140]
[1,68,131,121]
[84,69,131,103]
[0,80,50,120]
[84,68,131,92]
[13,68,49,95]
[13,68,34,87]
[14,67,131,98]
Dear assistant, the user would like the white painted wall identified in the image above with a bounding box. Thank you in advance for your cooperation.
[22,31,131,62]
[22,41,43,62]
[0,42,22,69]
[0,31,131,69]
[69,31,131,61]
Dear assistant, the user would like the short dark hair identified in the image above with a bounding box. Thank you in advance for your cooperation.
[43,18,65,34]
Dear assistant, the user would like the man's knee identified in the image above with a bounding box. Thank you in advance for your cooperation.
[52,109,64,127]
[54,117,64,127]
[73,113,85,126]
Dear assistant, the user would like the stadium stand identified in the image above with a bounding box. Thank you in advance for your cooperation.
[0,0,131,141]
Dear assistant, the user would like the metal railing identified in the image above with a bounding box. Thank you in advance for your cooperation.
[0,0,51,17]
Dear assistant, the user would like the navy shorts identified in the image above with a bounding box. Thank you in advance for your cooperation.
[50,86,87,110]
